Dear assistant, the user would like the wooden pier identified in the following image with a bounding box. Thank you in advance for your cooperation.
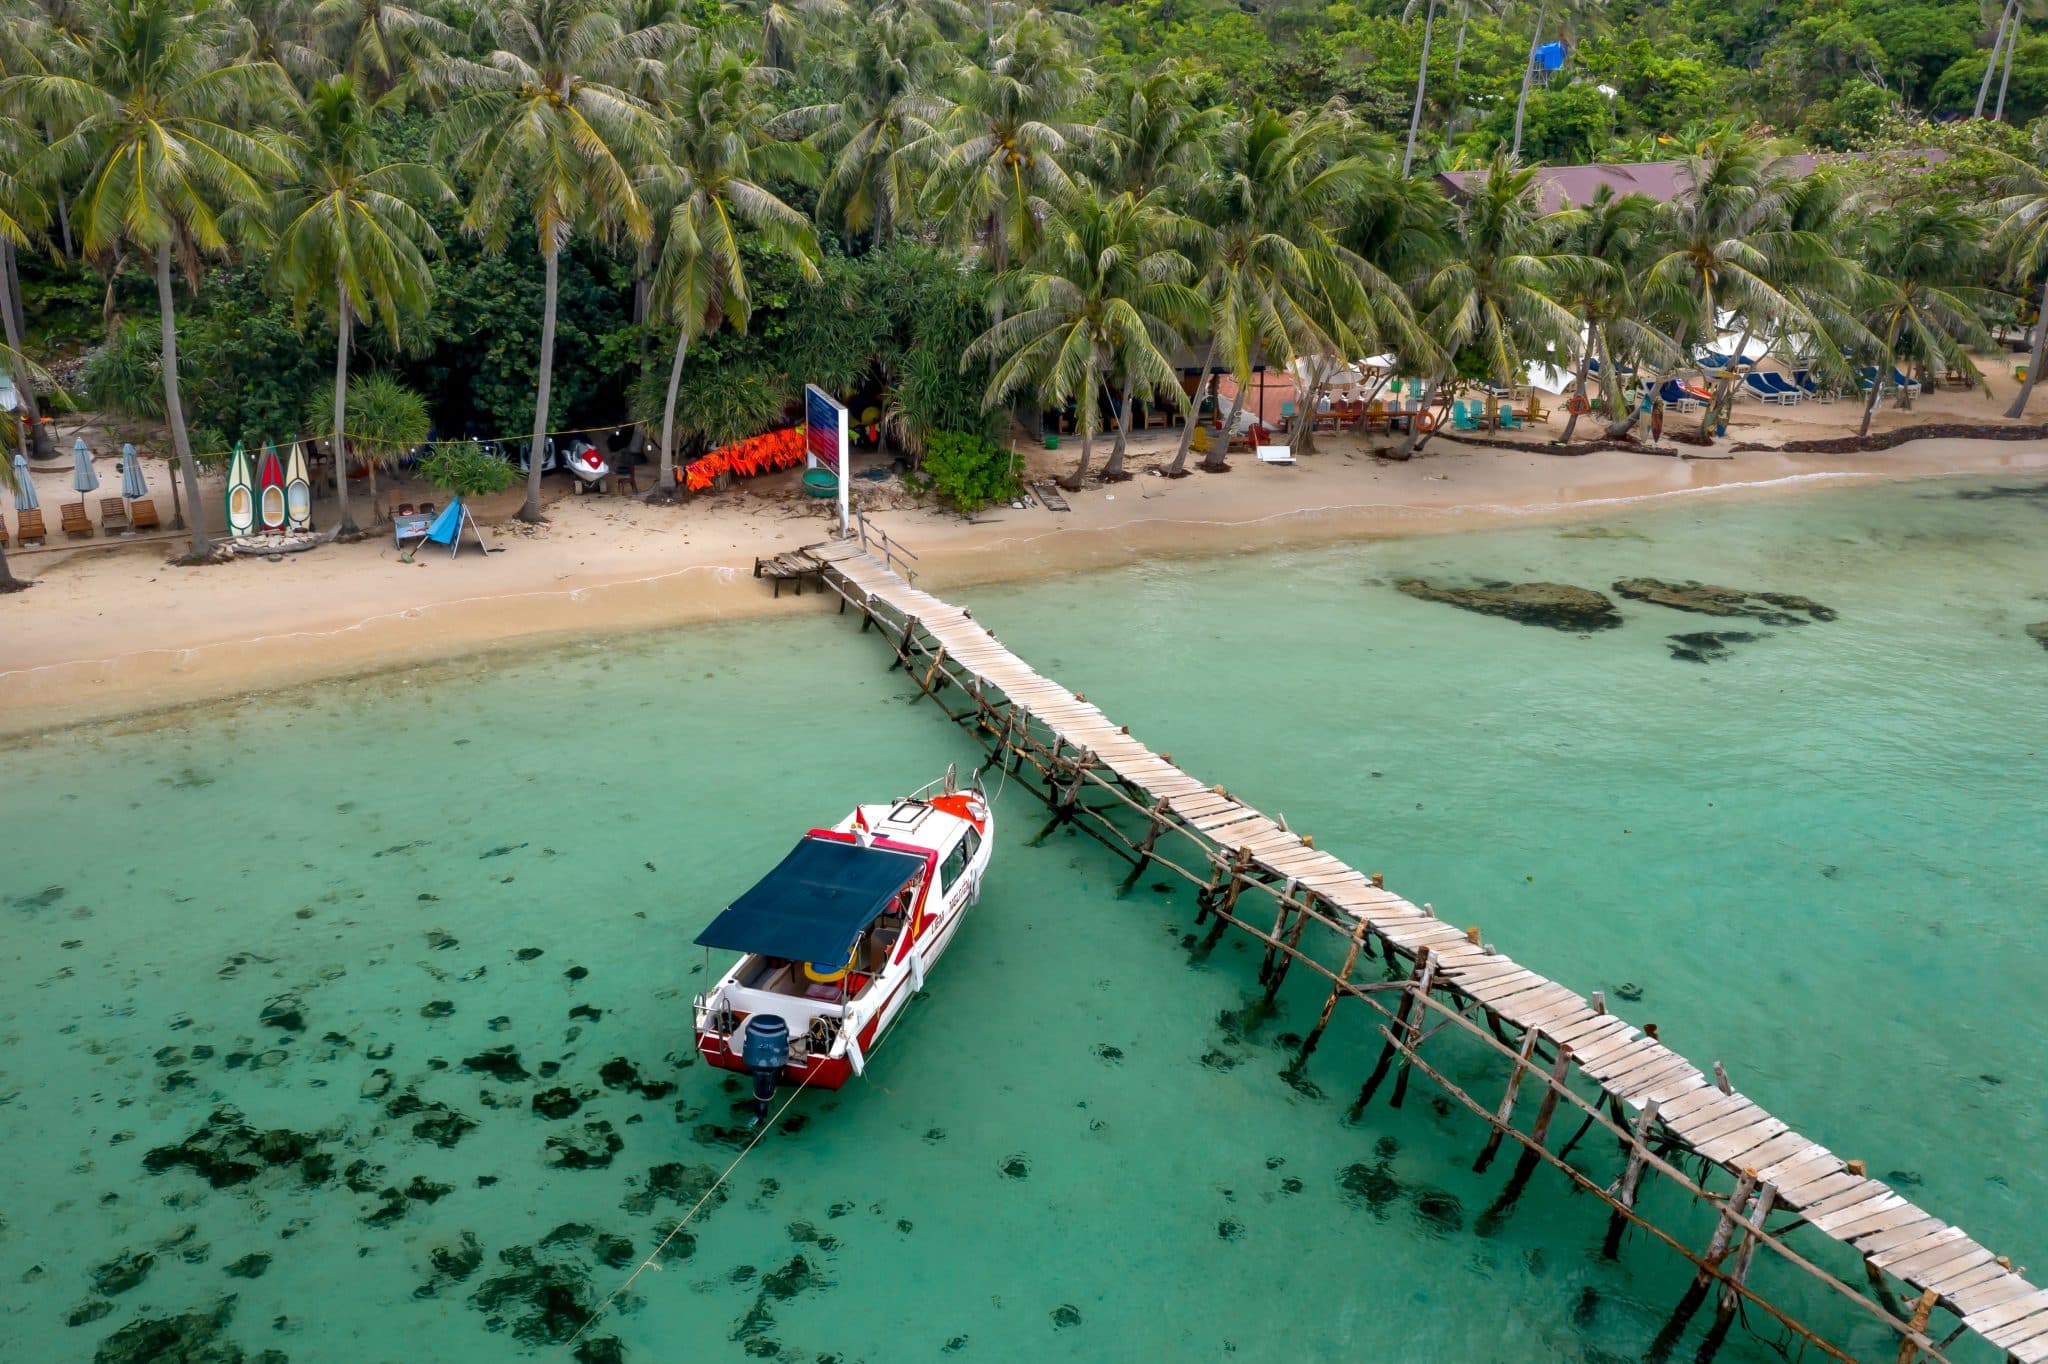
[770,525,2045,1364]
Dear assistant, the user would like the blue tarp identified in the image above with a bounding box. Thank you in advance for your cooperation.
[426,498,463,544]
[695,837,926,964]
[1535,40,1566,71]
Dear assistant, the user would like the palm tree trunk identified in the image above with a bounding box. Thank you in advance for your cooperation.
[1511,2,1547,160]
[658,328,689,499]
[1453,0,1470,75]
[1207,378,1248,471]
[0,241,49,460]
[2006,273,2048,417]
[0,537,21,592]
[1404,0,1439,177]
[155,243,208,559]
[1699,326,1752,439]
[1996,11,2022,120]
[1860,318,1904,436]
[1102,377,1137,478]
[1559,349,1594,443]
[1167,336,1217,473]
[1980,0,2017,116]
[1397,378,1440,455]
[331,290,357,537]
[521,243,559,523]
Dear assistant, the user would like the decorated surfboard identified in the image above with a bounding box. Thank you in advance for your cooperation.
[258,442,287,533]
[284,441,312,531]
[225,441,256,538]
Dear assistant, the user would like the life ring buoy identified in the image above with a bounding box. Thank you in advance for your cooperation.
[1413,409,1436,433]
[804,948,856,985]
[1566,393,1590,415]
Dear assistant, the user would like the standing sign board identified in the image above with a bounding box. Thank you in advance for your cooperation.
[805,383,850,537]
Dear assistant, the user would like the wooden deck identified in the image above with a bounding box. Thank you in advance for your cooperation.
[784,534,2043,1364]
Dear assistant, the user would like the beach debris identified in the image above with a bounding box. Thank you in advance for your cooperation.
[1394,578,1622,631]
[1614,578,1835,624]
[142,1107,323,1189]
[1665,630,1767,663]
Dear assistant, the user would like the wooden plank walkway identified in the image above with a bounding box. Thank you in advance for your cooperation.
[796,536,2044,1363]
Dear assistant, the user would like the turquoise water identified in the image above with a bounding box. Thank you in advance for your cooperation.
[1,475,2043,1363]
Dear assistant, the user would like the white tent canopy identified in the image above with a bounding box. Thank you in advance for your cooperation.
[1524,361,1574,394]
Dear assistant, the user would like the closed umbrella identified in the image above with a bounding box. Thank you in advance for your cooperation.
[120,443,147,499]
[12,450,36,510]
[71,437,99,494]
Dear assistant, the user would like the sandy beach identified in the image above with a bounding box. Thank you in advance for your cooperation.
[5,377,2047,739]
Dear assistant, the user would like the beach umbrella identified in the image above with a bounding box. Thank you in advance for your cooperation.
[119,442,147,499]
[71,437,100,494]
[12,450,37,510]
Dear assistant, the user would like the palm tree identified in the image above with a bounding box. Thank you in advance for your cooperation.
[966,189,1202,487]
[1550,187,1674,442]
[1628,133,1855,439]
[1088,64,1218,200]
[774,9,950,246]
[644,41,820,498]
[1166,106,1373,474]
[273,75,446,536]
[311,0,455,93]
[1852,205,1996,435]
[228,0,334,88]
[17,0,296,559]
[0,111,55,461]
[743,0,844,72]
[436,0,665,522]
[1408,150,1590,451]
[1988,139,2048,417]
[923,12,1090,275]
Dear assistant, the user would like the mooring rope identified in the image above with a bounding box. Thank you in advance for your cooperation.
[560,1065,822,1354]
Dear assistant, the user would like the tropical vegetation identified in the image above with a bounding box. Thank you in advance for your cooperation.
[0,0,2042,540]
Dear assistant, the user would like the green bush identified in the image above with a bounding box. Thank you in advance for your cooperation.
[915,431,1020,513]
[418,440,518,499]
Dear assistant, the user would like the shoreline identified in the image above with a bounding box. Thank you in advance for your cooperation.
[4,432,2046,739]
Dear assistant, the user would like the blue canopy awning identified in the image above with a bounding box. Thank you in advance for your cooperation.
[695,837,925,964]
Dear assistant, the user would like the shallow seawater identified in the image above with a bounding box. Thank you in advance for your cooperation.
[1,475,2042,1363]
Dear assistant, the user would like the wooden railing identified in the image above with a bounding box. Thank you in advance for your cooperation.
[850,509,919,583]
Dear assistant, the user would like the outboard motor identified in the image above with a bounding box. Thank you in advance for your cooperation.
[739,1013,791,1125]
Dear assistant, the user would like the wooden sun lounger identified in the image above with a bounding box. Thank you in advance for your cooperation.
[15,508,45,545]
[60,501,94,539]
[129,498,161,531]
[99,497,131,534]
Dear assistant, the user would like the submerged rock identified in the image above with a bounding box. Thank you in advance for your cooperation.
[531,1088,583,1121]
[1666,630,1766,663]
[223,1254,270,1281]
[1614,578,1835,625]
[461,1047,530,1082]
[92,1295,238,1364]
[142,1108,322,1189]
[1395,578,1622,631]
[258,994,306,1033]
[90,1251,154,1296]
[470,1256,596,1346]
[2028,622,2048,651]
[622,1162,724,1216]
[547,1121,624,1170]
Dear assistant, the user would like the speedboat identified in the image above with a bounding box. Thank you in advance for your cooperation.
[692,770,993,1118]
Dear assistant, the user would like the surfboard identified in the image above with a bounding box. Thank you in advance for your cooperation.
[257,442,286,533]
[285,441,312,531]
[225,442,255,538]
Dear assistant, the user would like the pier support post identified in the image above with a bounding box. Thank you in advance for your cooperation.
[1388,952,1439,1109]
[1260,889,1315,1005]
[1893,1289,1939,1364]
[1199,848,1253,949]
[917,645,949,700]
[1475,1044,1576,1235]
[1474,1028,1541,1174]
[1602,1098,1662,1258]
[889,615,921,670]
[1257,879,1300,984]
[1697,1181,1779,1362]
[1646,1169,1759,1363]
[1293,918,1370,1069]
[1117,799,1172,893]
[1350,949,1431,1117]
